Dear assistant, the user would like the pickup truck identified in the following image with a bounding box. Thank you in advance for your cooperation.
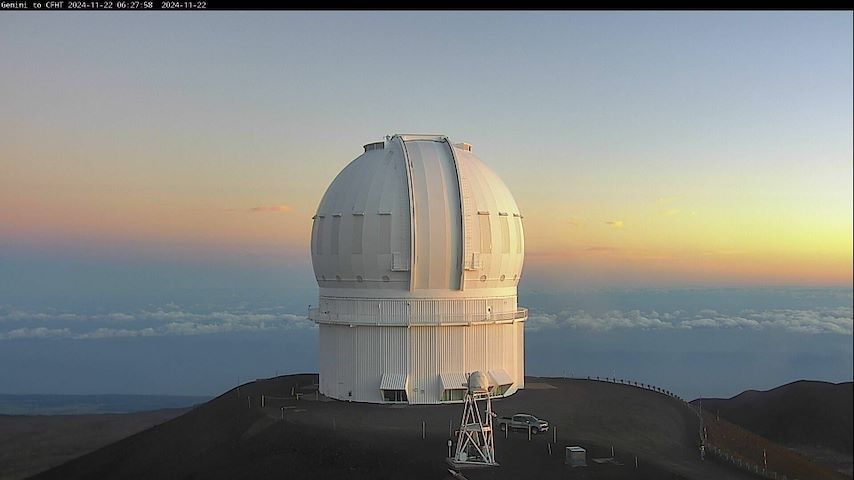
[496,413,549,434]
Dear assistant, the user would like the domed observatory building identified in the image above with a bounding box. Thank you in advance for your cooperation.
[309,135,526,404]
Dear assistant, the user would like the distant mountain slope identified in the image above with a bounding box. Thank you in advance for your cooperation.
[0,408,186,480]
[0,394,211,415]
[695,380,852,455]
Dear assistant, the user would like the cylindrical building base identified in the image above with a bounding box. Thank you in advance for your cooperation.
[317,321,525,404]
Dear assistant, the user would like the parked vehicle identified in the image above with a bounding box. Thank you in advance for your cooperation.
[496,413,549,434]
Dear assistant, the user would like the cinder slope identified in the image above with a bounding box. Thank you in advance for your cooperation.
[698,380,852,454]
[0,408,186,480]
[696,380,853,476]
[700,409,849,480]
[32,375,755,480]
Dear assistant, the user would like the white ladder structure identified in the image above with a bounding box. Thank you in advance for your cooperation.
[452,371,498,467]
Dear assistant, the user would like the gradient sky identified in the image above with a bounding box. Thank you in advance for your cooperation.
[0,12,852,398]
[1,11,852,290]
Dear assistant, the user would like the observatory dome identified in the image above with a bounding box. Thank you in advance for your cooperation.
[311,134,524,296]
[309,134,527,405]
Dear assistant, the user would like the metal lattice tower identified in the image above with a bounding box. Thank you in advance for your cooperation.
[453,372,498,467]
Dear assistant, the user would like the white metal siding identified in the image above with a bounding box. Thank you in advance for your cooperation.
[315,296,522,326]
[318,319,526,404]
[319,324,409,403]
[436,326,465,376]
[408,326,437,404]
[516,320,525,389]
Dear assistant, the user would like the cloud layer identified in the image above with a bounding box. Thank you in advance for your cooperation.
[2,302,851,340]
[526,306,852,335]
[0,306,312,340]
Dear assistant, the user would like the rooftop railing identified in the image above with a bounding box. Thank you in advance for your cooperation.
[308,307,528,326]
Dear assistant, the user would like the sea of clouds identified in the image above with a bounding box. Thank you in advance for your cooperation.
[1,303,850,341]
[0,304,313,340]
[526,306,853,335]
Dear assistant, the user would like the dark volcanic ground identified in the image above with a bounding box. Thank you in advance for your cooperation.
[0,408,187,480]
[696,380,854,476]
[31,374,760,480]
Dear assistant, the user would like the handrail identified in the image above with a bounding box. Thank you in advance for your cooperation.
[308,307,528,326]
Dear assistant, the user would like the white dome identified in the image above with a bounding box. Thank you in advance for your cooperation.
[310,134,524,298]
